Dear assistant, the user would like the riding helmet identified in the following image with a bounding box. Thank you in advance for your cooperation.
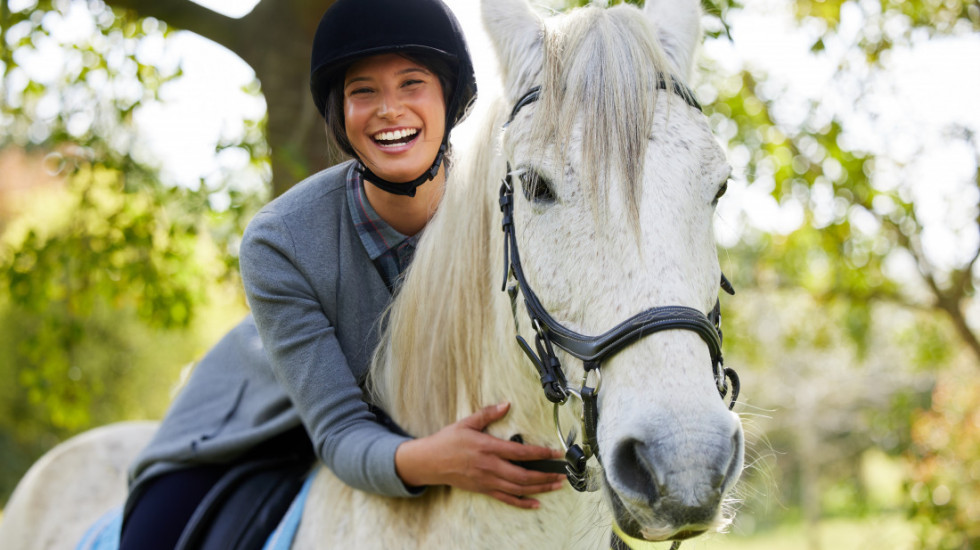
[309,0,477,196]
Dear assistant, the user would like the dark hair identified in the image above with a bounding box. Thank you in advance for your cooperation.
[325,51,457,160]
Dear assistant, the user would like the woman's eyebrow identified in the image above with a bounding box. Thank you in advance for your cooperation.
[396,67,431,76]
[346,66,431,88]
[345,75,371,87]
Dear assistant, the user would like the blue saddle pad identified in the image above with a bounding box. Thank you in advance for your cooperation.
[75,469,316,550]
[76,506,121,550]
[262,467,315,550]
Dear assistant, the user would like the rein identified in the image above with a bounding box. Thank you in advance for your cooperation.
[499,78,740,548]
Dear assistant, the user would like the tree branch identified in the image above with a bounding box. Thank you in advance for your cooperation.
[102,0,240,53]
[893,217,980,365]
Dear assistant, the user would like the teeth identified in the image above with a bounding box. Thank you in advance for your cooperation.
[374,128,418,142]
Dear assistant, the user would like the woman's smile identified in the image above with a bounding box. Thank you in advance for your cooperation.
[374,127,419,145]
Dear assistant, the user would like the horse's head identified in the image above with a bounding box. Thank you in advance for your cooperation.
[483,0,744,542]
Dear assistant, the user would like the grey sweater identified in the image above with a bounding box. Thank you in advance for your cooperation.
[128,161,416,499]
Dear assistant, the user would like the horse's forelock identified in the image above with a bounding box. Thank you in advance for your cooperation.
[533,5,677,229]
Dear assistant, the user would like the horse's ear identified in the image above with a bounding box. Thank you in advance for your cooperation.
[482,0,545,99]
[643,0,702,81]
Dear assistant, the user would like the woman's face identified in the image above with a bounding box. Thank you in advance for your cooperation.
[344,53,446,184]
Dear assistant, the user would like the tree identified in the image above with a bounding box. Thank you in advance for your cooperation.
[99,0,340,198]
[0,0,258,501]
[706,0,980,362]
[695,1,980,546]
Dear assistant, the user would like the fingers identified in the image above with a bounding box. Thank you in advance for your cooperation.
[486,477,566,510]
[477,457,565,502]
[493,459,566,488]
[491,476,566,498]
[496,439,564,461]
[460,404,564,460]
[448,403,571,509]
[461,402,510,431]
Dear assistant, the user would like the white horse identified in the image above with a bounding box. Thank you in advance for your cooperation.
[0,0,743,547]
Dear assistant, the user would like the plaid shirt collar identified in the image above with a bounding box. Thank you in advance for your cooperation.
[346,165,421,288]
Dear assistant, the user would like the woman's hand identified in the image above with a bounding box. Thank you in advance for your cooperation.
[395,402,566,509]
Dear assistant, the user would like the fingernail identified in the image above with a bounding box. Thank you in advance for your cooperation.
[496,402,509,412]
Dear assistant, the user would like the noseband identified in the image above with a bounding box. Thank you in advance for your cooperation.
[500,80,740,497]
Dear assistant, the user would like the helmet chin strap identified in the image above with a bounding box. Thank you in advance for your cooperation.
[356,142,447,198]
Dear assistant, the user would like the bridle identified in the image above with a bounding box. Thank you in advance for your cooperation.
[499,80,740,499]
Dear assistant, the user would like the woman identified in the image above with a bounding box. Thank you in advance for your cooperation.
[120,1,564,548]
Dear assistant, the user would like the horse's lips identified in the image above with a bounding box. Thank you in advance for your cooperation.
[608,481,712,543]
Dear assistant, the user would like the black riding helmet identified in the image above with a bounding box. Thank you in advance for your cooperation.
[310,0,477,197]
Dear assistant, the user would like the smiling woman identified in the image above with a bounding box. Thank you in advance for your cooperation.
[340,54,448,235]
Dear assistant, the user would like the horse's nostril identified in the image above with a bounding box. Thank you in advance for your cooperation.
[611,439,662,503]
[724,430,745,491]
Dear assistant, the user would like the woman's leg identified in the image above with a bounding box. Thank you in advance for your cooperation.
[119,465,226,550]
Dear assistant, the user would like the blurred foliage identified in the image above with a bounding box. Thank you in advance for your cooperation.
[695,0,980,546]
[708,0,980,355]
[907,364,980,549]
[722,288,939,530]
[0,0,263,502]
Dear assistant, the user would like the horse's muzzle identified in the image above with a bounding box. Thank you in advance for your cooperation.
[605,423,744,541]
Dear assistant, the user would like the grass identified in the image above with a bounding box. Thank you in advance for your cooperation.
[679,514,919,550]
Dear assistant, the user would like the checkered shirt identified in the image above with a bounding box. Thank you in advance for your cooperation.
[346,166,422,291]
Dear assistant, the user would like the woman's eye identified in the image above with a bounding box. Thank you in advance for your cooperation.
[519,170,556,204]
[713,180,728,205]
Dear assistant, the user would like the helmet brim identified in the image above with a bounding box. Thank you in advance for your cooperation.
[310,44,460,119]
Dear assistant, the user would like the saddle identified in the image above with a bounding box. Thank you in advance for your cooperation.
[175,454,313,550]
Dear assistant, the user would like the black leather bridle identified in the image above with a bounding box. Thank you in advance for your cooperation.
[500,80,740,496]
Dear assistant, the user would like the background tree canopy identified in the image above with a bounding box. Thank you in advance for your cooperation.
[2,0,978,547]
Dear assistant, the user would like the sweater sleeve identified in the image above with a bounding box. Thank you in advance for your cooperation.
[239,207,420,498]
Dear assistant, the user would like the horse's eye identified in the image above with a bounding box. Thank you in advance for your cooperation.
[712,180,728,205]
[519,170,556,204]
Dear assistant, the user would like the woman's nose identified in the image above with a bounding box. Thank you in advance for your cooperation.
[377,90,403,119]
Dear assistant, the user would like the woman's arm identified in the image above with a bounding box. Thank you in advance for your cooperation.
[241,205,416,497]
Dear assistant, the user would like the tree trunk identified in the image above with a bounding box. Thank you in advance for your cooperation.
[102,0,343,197]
